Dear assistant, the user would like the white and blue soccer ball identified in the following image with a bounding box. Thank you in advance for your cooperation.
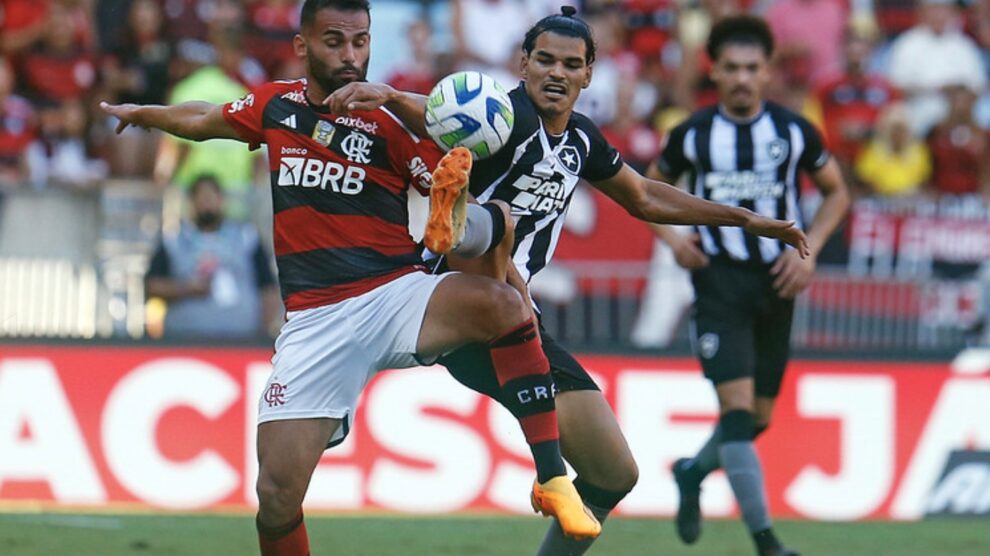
[425,71,514,160]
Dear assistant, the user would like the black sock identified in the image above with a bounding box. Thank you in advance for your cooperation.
[753,528,782,554]
[573,476,630,510]
[531,440,567,483]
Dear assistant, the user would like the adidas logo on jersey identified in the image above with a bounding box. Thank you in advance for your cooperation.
[280,114,297,129]
[277,157,366,194]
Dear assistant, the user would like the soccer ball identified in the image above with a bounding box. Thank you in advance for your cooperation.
[425,71,514,160]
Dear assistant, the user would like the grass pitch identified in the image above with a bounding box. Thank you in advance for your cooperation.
[1,512,987,555]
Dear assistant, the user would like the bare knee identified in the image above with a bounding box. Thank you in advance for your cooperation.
[482,281,530,333]
[753,396,775,427]
[256,467,307,524]
[611,455,639,493]
[716,380,754,414]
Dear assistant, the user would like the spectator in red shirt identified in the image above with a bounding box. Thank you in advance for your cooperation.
[926,82,990,197]
[244,0,301,78]
[601,77,662,172]
[817,30,899,170]
[385,18,441,96]
[168,0,247,82]
[18,2,97,103]
[623,0,677,61]
[0,0,49,54]
[0,58,36,188]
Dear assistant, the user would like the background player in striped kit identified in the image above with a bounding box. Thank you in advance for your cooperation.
[326,7,812,555]
[101,1,609,554]
[648,15,850,556]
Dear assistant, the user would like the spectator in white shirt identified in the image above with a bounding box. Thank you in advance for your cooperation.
[887,0,987,134]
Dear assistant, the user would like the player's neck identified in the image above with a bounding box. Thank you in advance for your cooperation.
[304,80,331,111]
[541,113,570,135]
[718,102,765,123]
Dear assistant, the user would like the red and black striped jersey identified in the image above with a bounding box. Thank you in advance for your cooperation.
[222,78,442,311]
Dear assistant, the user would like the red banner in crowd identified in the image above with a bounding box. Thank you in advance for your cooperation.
[1,346,988,520]
[849,205,990,267]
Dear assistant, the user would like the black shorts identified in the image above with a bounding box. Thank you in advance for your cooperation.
[439,323,600,404]
[690,259,794,398]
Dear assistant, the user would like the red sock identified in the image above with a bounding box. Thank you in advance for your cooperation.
[257,511,309,556]
[489,319,565,481]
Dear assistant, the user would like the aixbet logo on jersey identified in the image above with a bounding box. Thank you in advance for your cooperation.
[277,157,366,194]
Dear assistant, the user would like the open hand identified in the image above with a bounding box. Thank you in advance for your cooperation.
[324,82,396,114]
[743,215,810,258]
[771,249,816,299]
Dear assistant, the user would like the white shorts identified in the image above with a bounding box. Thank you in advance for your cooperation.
[258,270,451,447]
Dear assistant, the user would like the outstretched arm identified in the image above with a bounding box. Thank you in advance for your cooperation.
[324,83,428,138]
[594,163,810,256]
[100,101,242,142]
[643,161,710,270]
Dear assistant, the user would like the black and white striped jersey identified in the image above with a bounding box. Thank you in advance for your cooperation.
[469,84,624,281]
[656,102,829,265]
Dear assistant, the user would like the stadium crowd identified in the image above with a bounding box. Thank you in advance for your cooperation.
[2,0,990,340]
[3,0,990,199]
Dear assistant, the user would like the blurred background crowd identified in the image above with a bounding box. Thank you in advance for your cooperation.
[2,0,990,352]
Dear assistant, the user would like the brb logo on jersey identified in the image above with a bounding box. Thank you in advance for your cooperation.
[277,156,366,194]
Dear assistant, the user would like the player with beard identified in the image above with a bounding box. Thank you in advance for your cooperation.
[102,1,613,554]
[324,7,812,555]
[646,16,850,556]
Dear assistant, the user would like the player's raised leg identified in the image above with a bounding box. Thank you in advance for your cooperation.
[417,274,601,540]
[425,147,473,254]
[444,203,631,551]
[255,418,338,556]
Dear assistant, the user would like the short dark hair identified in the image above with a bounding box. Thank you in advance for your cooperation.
[300,0,370,30]
[706,15,774,61]
[189,174,223,197]
[522,6,596,65]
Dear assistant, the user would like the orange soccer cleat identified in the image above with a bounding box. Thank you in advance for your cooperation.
[424,147,472,254]
[530,476,602,540]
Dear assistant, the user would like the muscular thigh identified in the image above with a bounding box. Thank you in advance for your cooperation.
[556,390,636,487]
[257,418,339,484]
[417,272,528,361]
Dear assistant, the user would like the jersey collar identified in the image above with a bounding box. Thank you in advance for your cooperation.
[717,102,766,125]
